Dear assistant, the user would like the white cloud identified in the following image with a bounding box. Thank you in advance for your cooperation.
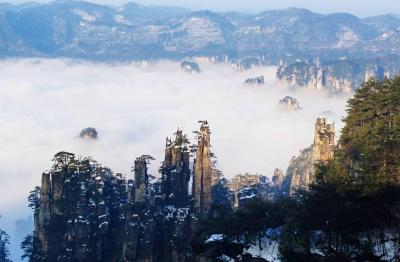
[0,58,349,259]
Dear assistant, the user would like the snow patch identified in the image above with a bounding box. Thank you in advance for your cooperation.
[73,9,98,22]
[205,234,224,243]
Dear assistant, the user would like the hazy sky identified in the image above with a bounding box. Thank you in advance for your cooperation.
[7,0,400,17]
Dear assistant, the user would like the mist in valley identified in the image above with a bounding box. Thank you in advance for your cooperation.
[0,59,349,259]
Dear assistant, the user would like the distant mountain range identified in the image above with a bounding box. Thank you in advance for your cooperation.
[0,1,399,61]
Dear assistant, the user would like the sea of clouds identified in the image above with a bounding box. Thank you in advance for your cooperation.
[0,59,349,259]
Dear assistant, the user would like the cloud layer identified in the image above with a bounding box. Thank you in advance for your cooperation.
[0,59,349,259]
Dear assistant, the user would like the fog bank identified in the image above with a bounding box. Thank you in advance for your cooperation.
[0,59,349,259]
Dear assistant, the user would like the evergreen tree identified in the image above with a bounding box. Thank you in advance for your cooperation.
[0,220,10,262]
[339,77,400,191]
[279,77,400,260]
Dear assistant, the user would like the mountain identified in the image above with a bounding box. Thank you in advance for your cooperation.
[363,14,400,32]
[276,55,400,93]
[0,2,398,60]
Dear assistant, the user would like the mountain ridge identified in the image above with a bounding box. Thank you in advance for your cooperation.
[0,1,398,61]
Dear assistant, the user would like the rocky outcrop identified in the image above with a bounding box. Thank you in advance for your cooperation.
[134,155,155,203]
[282,146,314,196]
[276,57,400,94]
[277,96,302,111]
[235,176,272,207]
[79,127,98,140]
[271,169,284,197]
[181,61,201,73]
[160,128,191,207]
[193,121,217,218]
[244,76,265,85]
[313,118,335,165]
[281,117,335,196]
[227,173,264,207]
[123,155,157,262]
[272,169,284,188]
[33,152,126,261]
[124,151,193,262]
[232,57,265,71]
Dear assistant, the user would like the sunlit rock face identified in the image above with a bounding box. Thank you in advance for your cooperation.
[281,117,335,196]
[272,169,284,188]
[180,61,201,73]
[276,60,358,94]
[276,57,400,94]
[79,127,98,140]
[312,117,335,165]
[193,121,216,218]
[282,145,314,196]
[277,96,302,111]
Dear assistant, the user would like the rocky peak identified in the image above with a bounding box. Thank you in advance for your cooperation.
[33,152,126,261]
[161,127,191,207]
[281,117,335,196]
[278,96,302,111]
[282,146,314,196]
[134,155,154,203]
[193,120,216,218]
[181,61,201,73]
[313,117,335,164]
[272,168,284,188]
[244,75,265,85]
[79,127,98,140]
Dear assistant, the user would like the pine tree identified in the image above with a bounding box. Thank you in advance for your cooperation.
[337,77,400,191]
[0,225,10,262]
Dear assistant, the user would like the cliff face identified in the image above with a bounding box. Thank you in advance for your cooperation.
[282,146,314,195]
[134,156,149,203]
[34,152,126,261]
[193,121,217,218]
[276,60,357,94]
[282,117,335,195]
[124,152,192,262]
[123,155,155,262]
[313,118,335,165]
[227,174,262,207]
[276,58,400,94]
[161,129,191,207]
[31,150,193,262]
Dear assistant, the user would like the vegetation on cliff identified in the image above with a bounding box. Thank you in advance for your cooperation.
[192,77,400,261]
[16,77,400,261]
